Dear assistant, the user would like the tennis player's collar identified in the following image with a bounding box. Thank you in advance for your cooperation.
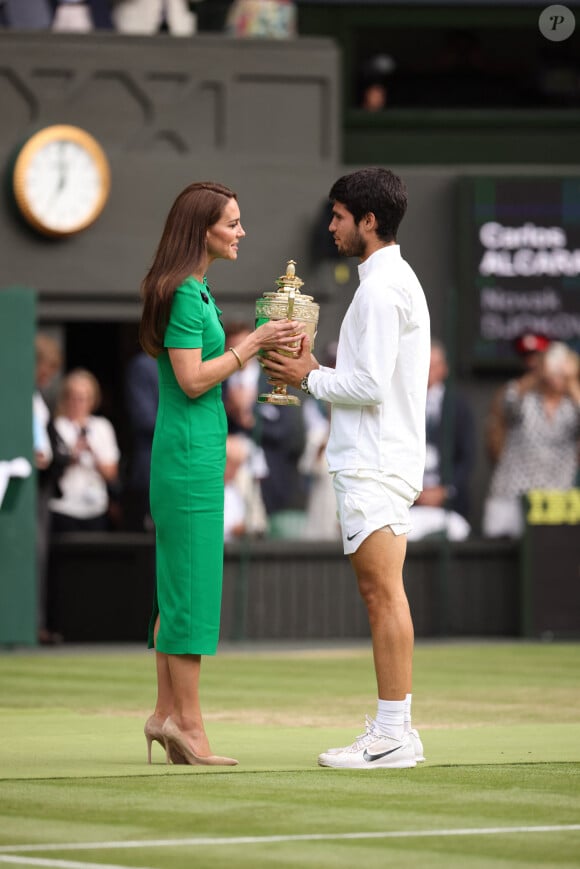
[358,244,401,280]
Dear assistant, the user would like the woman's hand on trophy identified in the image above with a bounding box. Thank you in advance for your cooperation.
[254,318,304,351]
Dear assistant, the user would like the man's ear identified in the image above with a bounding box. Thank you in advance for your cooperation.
[363,212,377,232]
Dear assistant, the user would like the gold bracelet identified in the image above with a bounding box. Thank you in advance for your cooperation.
[229,346,243,369]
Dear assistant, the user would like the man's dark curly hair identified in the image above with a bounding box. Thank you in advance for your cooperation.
[329,167,407,243]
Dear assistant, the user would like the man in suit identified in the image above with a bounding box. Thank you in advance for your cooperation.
[408,339,475,540]
[124,351,158,531]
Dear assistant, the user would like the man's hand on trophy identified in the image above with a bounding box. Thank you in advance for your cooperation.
[262,334,319,390]
[254,318,303,351]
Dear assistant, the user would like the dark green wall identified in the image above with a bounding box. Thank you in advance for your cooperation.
[0,289,36,646]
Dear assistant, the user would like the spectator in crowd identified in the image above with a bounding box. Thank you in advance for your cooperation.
[124,350,158,531]
[221,321,269,535]
[49,368,121,532]
[33,335,62,476]
[224,434,247,542]
[0,0,199,31]
[112,0,200,36]
[34,334,65,644]
[357,54,395,111]
[408,339,475,541]
[224,433,267,542]
[360,82,388,112]
[486,333,550,466]
[255,368,308,538]
[225,0,296,38]
[482,341,580,539]
[51,0,113,31]
[223,320,260,435]
[0,0,53,27]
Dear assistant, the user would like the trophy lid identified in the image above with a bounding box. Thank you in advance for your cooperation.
[261,260,314,302]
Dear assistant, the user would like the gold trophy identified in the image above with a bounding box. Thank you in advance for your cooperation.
[256,259,319,406]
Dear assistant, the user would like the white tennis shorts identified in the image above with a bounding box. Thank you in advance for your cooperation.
[332,470,419,555]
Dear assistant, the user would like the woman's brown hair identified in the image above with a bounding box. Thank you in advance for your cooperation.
[139,181,237,358]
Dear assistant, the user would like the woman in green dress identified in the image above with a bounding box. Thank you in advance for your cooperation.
[138,181,299,766]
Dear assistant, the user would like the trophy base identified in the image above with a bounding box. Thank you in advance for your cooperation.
[258,393,301,407]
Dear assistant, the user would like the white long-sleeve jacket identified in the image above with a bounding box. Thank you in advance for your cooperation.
[308,244,430,492]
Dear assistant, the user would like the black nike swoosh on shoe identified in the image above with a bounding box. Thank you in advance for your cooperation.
[346,530,363,541]
[362,746,403,762]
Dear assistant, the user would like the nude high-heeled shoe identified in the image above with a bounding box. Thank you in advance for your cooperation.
[162,716,238,766]
[144,715,188,765]
[144,715,169,765]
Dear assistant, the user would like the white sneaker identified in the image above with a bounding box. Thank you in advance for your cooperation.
[323,716,426,763]
[409,728,425,762]
[318,716,416,770]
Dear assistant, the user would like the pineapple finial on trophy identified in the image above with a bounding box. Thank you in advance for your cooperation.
[276,260,304,292]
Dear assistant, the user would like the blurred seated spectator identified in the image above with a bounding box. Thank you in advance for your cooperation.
[112,0,200,35]
[225,0,296,38]
[124,350,158,531]
[360,82,388,112]
[357,54,395,111]
[223,321,261,435]
[486,333,550,466]
[52,0,113,31]
[482,342,580,539]
[34,335,62,476]
[0,0,52,28]
[408,339,475,542]
[34,334,65,644]
[224,433,267,542]
[49,368,121,532]
[255,368,307,538]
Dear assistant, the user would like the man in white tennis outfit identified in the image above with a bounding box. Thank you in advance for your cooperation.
[263,167,430,769]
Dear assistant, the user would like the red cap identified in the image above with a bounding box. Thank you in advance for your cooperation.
[514,334,551,355]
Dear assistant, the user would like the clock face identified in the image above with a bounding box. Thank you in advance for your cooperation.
[13,125,111,237]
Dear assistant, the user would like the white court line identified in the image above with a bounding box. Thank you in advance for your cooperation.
[0,859,152,869]
[0,825,579,859]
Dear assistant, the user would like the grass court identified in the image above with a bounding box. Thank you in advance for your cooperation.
[0,640,579,868]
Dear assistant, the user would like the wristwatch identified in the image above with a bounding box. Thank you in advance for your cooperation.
[300,374,311,395]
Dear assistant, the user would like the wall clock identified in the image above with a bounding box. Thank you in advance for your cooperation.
[12,125,111,238]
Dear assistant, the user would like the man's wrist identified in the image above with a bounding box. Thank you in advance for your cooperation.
[300,373,311,395]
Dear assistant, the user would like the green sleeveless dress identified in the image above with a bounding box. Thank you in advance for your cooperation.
[148,276,227,655]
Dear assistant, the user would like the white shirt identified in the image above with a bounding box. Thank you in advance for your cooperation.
[49,415,120,519]
[308,244,430,491]
[423,381,445,487]
[425,381,445,425]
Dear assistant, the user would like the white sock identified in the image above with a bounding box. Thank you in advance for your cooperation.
[376,699,405,740]
[404,693,413,733]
